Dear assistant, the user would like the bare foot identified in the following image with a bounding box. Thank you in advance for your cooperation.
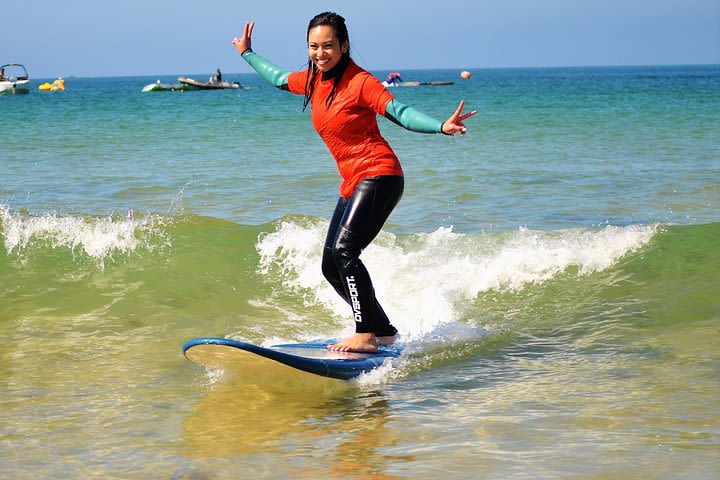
[328,333,378,353]
[377,335,397,346]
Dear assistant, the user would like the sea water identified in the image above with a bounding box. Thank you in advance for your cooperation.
[1,65,719,478]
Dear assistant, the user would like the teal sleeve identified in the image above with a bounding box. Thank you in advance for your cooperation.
[384,99,446,135]
[241,49,290,89]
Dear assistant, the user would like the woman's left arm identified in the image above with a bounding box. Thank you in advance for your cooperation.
[384,99,477,136]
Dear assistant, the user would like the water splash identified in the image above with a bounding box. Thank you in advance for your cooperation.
[0,204,169,266]
[256,218,659,341]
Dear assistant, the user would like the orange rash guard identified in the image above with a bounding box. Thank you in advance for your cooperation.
[286,60,403,198]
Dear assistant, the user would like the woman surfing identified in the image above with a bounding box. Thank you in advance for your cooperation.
[232,12,476,353]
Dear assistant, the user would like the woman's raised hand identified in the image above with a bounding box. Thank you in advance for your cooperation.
[442,100,477,136]
[232,21,255,55]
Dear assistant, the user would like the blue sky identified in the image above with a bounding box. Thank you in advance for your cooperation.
[4,0,719,78]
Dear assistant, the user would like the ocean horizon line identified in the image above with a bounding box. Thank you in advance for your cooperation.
[18,62,719,81]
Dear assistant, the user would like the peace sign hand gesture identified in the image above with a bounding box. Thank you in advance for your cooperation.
[232,21,255,55]
[442,100,477,136]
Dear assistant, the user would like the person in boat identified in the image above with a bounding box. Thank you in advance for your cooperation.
[384,72,402,86]
[209,68,223,84]
[232,12,476,353]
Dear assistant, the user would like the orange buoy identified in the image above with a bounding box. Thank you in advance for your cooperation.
[460,70,471,79]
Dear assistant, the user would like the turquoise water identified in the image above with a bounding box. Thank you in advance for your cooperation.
[1,65,719,478]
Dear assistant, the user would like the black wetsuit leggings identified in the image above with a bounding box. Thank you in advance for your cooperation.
[321,175,404,336]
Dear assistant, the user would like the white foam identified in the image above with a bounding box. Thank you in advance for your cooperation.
[0,204,165,264]
[256,219,658,341]
[354,358,402,385]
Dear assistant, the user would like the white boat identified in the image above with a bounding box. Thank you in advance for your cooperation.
[141,80,190,92]
[380,72,453,88]
[177,76,241,90]
[382,80,454,88]
[0,64,30,94]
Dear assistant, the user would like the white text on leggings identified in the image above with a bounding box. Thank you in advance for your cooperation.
[346,276,362,323]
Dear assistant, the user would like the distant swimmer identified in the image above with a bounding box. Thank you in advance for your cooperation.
[232,12,476,353]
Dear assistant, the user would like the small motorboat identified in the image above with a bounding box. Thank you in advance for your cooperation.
[381,71,453,88]
[141,80,190,92]
[0,64,30,94]
[396,81,454,87]
[177,76,241,90]
[382,80,454,87]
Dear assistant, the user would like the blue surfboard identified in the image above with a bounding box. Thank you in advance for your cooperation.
[183,337,402,381]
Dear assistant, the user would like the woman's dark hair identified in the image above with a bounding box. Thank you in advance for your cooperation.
[302,11,350,111]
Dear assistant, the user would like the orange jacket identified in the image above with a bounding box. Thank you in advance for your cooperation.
[287,60,403,198]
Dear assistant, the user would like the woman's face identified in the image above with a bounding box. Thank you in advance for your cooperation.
[307,25,348,73]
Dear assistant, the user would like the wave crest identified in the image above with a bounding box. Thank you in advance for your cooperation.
[0,205,168,265]
[256,219,659,337]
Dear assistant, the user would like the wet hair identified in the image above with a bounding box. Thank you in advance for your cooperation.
[302,11,350,111]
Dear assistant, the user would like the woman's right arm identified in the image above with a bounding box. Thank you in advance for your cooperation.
[241,50,291,90]
[233,21,290,90]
